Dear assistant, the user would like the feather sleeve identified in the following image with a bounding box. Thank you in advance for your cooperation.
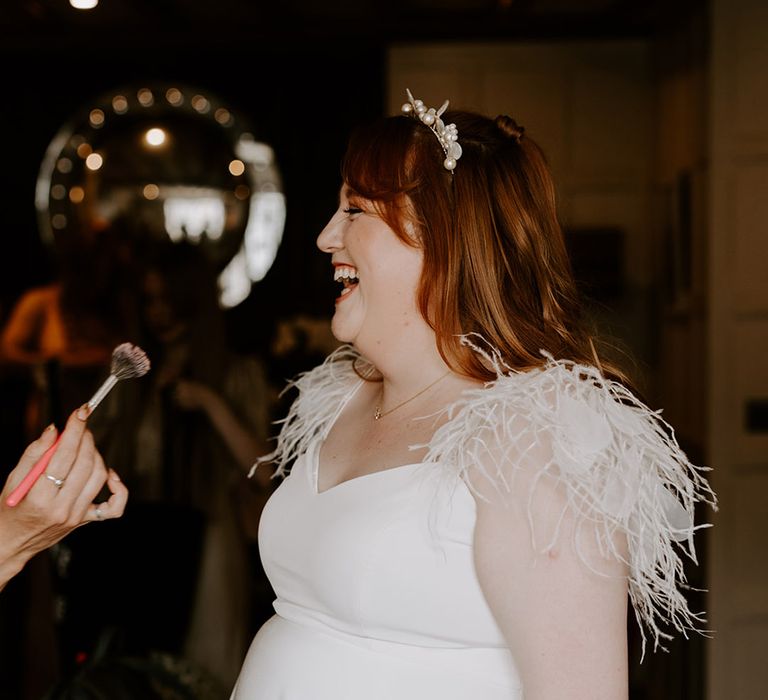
[248,344,363,479]
[423,336,718,656]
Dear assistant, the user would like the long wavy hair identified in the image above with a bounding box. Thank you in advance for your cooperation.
[341,110,630,386]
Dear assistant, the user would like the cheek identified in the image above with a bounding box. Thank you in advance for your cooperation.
[352,223,424,305]
[399,248,425,293]
[380,252,424,313]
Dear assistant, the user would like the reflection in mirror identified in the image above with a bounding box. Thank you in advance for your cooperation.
[35,83,285,307]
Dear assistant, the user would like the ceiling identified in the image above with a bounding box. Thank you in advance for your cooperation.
[1,0,703,46]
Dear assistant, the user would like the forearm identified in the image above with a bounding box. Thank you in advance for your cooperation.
[203,393,269,473]
[0,559,25,591]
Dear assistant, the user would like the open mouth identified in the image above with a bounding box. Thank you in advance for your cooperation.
[333,265,359,298]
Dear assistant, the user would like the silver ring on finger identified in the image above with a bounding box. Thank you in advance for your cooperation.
[44,473,66,489]
[94,508,104,521]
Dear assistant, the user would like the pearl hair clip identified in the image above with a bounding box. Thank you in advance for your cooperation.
[401,88,462,171]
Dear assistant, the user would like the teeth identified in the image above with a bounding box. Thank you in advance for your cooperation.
[334,265,359,283]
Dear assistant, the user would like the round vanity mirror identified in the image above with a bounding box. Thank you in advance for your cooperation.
[35,83,285,307]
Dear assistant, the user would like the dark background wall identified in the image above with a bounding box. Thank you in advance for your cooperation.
[0,38,385,347]
[0,0,680,340]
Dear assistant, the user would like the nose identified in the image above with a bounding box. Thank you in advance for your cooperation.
[316,209,344,253]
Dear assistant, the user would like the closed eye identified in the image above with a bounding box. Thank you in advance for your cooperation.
[343,207,363,215]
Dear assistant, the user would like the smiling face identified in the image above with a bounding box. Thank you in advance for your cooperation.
[316,185,426,353]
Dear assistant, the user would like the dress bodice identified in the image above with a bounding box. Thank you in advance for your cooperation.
[231,342,716,698]
[232,438,523,699]
[259,440,511,651]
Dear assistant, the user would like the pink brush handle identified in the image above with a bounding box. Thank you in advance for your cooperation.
[5,435,63,507]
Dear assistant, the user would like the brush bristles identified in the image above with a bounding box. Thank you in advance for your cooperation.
[110,343,151,380]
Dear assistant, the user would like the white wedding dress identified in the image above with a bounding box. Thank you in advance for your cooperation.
[230,343,716,699]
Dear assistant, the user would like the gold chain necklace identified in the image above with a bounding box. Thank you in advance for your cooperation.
[373,371,451,421]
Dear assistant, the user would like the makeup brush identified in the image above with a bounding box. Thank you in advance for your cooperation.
[87,342,151,411]
[6,342,151,507]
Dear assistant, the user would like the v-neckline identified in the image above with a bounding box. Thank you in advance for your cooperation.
[312,379,429,496]
[312,439,424,496]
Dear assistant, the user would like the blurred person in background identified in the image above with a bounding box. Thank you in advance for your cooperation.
[67,238,273,691]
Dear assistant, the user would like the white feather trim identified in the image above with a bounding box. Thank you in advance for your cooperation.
[422,335,718,656]
[248,344,364,480]
[251,336,717,656]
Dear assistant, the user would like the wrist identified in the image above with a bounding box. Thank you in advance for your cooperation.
[0,550,27,590]
[203,389,226,417]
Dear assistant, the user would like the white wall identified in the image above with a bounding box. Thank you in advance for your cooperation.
[708,0,768,697]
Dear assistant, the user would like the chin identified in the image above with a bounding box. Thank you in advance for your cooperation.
[330,318,356,345]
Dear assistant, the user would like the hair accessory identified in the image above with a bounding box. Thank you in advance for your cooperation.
[401,88,462,171]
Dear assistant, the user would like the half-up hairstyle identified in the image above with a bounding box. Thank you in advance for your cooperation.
[341,110,629,386]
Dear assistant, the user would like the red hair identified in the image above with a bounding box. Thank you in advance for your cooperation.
[341,111,629,385]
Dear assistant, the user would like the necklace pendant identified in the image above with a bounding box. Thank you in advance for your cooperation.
[374,407,382,420]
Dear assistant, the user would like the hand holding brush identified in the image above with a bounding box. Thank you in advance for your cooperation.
[5,342,150,507]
